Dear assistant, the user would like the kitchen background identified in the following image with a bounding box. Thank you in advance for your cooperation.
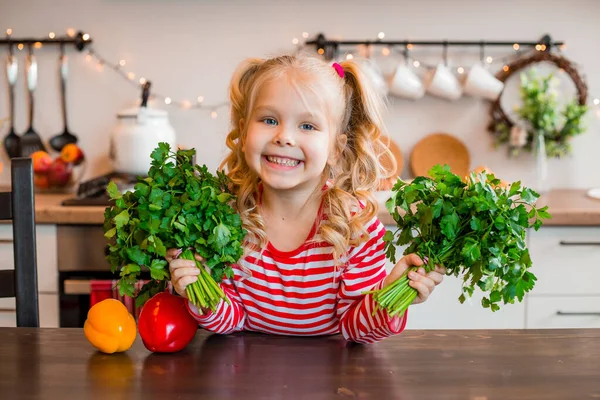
[1,0,600,192]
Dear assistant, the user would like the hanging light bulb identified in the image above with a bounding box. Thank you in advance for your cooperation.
[49,32,56,39]
[457,67,464,74]
[513,43,520,50]
[302,32,309,38]
[377,32,385,40]
[82,33,90,41]
[406,43,413,50]
[119,60,126,67]
[503,65,509,72]
[34,42,42,49]
[197,96,204,104]
[486,56,493,64]
[66,28,75,37]
[139,77,146,85]
[164,97,172,105]
[127,72,135,80]
[96,62,104,72]
[85,53,92,62]
[182,100,192,109]
[413,60,420,67]
[211,111,218,119]
[292,38,299,45]
[381,47,390,56]
[6,28,12,36]
[535,44,542,51]
[346,54,353,60]
[317,48,325,55]
[594,98,600,106]
[17,43,24,51]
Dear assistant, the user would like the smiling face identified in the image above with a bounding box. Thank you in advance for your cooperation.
[242,73,343,193]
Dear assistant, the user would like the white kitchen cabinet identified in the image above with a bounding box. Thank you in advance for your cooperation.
[0,223,59,327]
[526,226,600,329]
[526,295,600,329]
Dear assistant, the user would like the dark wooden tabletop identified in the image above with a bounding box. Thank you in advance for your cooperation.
[1,328,599,400]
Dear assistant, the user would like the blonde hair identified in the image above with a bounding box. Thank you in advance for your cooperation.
[219,54,396,265]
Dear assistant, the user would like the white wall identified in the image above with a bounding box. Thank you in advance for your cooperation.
[1,0,599,191]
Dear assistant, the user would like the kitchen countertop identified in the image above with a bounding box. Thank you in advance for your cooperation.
[1,327,599,399]
[17,188,600,226]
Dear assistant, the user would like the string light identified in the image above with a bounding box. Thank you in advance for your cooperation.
[318,48,325,55]
[346,54,353,60]
[457,67,464,74]
[211,111,218,119]
[139,77,146,85]
[85,53,92,62]
[406,43,413,50]
[96,62,104,72]
[6,28,12,36]
[17,43,23,50]
[127,72,135,80]
[66,28,75,37]
[197,96,204,103]
[381,47,390,56]
[486,56,493,64]
[164,97,172,105]
[82,33,90,41]
[413,60,420,67]
[292,38,299,45]
[302,32,309,39]
[594,98,600,106]
[513,43,520,50]
[503,65,509,72]
[34,42,42,49]
[378,32,385,40]
[535,44,542,51]
[119,60,126,67]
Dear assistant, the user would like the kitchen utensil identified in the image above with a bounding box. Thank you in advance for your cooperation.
[20,44,47,157]
[109,81,177,176]
[3,45,21,158]
[410,132,470,178]
[378,135,404,190]
[49,45,78,152]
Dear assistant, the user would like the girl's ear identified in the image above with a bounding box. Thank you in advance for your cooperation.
[328,133,347,166]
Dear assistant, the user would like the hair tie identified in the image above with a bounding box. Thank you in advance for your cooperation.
[332,62,345,78]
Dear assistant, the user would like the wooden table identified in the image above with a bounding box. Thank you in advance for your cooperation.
[1,328,599,399]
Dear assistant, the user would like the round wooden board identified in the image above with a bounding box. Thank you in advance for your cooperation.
[410,133,470,178]
[378,135,404,190]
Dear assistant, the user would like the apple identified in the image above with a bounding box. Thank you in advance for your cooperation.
[31,151,53,174]
[48,158,72,187]
[60,144,85,165]
[34,173,50,189]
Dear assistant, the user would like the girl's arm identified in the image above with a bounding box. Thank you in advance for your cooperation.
[336,218,407,344]
[186,275,247,334]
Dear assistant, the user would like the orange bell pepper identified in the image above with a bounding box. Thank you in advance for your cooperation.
[84,299,137,354]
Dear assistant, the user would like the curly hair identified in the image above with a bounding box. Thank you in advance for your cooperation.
[219,54,396,265]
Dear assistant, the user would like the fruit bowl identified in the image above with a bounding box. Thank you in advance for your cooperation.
[32,144,86,193]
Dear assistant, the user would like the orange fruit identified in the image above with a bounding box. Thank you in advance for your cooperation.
[60,144,85,165]
[84,299,137,354]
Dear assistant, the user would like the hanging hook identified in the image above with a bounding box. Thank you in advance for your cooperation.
[403,44,410,66]
[442,40,448,67]
[480,40,485,66]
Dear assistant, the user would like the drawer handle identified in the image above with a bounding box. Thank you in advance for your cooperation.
[559,241,600,246]
[556,311,600,316]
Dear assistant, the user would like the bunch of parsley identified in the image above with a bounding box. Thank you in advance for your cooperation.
[369,164,551,317]
[103,143,246,309]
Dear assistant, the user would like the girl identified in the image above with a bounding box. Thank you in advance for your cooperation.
[166,54,445,344]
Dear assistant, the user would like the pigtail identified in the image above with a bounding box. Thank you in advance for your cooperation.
[320,59,397,262]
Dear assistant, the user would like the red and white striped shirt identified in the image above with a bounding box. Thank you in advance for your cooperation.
[186,215,407,344]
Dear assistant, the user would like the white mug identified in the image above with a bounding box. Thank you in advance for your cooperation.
[388,64,425,100]
[463,64,504,100]
[424,64,462,100]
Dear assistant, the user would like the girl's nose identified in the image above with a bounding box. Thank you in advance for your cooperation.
[273,128,295,146]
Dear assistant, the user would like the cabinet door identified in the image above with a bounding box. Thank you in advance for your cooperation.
[528,227,600,295]
[527,296,600,328]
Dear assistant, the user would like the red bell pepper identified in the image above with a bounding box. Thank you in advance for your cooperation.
[138,292,198,353]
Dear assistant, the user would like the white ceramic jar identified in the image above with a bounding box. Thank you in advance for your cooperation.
[109,106,177,176]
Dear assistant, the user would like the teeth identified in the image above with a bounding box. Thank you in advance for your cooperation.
[266,156,300,166]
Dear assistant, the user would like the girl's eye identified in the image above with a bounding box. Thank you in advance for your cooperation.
[300,123,316,131]
[262,118,278,126]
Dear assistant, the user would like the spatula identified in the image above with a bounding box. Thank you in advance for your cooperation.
[20,44,47,157]
[2,46,20,158]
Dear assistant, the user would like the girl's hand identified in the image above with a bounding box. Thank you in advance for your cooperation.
[383,253,446,305]
[165,248,205,299]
